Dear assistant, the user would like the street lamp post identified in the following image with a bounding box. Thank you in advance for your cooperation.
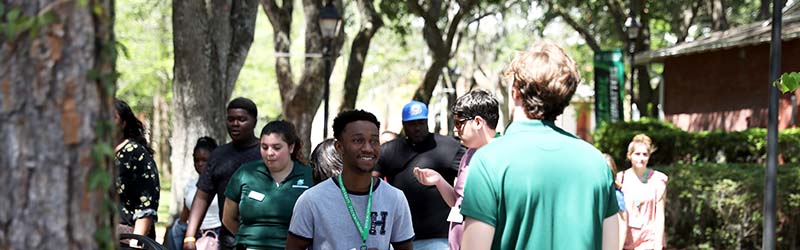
[624,8,641,120]
[319,1,341,139]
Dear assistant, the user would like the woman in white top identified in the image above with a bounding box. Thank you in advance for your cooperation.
[168,137,221,250]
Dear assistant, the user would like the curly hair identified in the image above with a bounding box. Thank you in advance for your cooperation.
[627,133,657,157]
[504,42,581,121]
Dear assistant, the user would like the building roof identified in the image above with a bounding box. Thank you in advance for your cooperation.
[635,3,800,65]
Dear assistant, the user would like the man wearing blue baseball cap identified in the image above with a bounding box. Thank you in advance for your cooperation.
[373,100,466,250]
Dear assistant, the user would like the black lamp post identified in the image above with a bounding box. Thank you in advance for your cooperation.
[319,1,341,139]
[624,11,641,120]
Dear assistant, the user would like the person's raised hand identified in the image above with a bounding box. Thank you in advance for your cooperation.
[413,167,442,186]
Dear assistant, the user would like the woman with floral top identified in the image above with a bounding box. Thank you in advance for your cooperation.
[114,99,160,239]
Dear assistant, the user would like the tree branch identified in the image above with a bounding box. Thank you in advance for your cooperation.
[548,3,601,52]
[340,0,383,111]
[444,0,475,53]
[261,0,295,102]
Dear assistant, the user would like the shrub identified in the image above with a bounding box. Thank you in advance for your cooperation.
[593,118,691,168]
[655,163,800,249]
[594,120,800,166]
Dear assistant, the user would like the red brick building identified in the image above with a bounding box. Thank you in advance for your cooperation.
[636,5,800,132]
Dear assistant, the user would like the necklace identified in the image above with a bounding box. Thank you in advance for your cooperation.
[337,175,373,250]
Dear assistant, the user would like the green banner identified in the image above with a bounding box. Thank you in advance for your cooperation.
[594,49,626,128]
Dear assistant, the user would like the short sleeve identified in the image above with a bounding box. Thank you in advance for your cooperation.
[656,171,669,201]
[604,182,620,218]
[390,189,415,243]
[459,153,498,227]
[449,145,467,172]
[288,191,315,239]
[223,167,245,203]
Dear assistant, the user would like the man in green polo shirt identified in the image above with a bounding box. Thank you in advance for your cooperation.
[460,42,620,250]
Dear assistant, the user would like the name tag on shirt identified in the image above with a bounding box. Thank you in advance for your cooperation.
[447,206,464,223]
[248,190,265,202]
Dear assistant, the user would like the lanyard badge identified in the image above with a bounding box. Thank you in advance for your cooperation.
[338,175,374,250]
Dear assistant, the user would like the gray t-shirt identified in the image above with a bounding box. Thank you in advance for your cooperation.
[289,177,415,250]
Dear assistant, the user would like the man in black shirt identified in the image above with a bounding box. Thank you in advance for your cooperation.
[373,100,466,250]
[183,97,261,250]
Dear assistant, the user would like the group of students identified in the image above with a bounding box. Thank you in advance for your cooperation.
[113,41,668,250]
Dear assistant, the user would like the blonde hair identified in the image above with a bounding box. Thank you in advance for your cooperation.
[504,42,581,121]
[627,134,657,158]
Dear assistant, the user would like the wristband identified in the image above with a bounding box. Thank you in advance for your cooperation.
[183,237,196,243]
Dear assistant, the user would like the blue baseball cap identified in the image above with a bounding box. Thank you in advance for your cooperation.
[402,101,429,122]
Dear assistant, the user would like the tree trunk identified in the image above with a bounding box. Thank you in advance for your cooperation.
[407,0,477,104]
[171,0,258,220]
[635,2,655,118]
[339,0,383,112]
[707,0,729,31]
[0,0,117,249]
[263,0,346,154]
[757,0,770,20]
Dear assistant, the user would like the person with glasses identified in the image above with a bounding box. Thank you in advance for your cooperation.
[412,89,500,250]
[372,101,466,250]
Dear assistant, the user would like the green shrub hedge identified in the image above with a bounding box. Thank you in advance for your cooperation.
[656,163,800,249]
[593,119,800,167]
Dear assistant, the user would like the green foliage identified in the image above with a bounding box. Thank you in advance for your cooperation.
[657,163,800,249]
[0,5,59,41]
[593,118,691,167]
[115,0,173,111]
[774,72,800,94]
[594,119,800,167]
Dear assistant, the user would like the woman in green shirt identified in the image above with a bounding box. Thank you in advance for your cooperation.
[222,120,314,249]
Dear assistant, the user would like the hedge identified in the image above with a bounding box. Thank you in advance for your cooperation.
[593,118,800,167]
[656,163,800,249]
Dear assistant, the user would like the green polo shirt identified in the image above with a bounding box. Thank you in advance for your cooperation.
[460,120,618,250]
[224,160,314,249]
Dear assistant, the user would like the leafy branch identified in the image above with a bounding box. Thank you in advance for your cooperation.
[774,72,800,93]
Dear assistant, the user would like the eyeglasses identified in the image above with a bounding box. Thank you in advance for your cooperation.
[453,116,474,130]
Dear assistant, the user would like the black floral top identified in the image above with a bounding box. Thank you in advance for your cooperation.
[115,140,160,226]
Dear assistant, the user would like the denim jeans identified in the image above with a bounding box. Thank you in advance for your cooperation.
[413,238,449,250]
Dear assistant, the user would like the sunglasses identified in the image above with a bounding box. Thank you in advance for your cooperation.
[454,116,474,129]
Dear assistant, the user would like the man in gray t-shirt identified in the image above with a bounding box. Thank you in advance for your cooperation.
[287,110,415,250]
[289,178,414,250]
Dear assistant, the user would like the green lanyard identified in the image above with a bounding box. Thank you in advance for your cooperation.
[337,174,373,250]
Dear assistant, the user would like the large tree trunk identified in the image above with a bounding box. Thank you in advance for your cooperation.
[170,0,258,220]
[0,0,117,249]
[339,0,383,111]
[263,0,346,155]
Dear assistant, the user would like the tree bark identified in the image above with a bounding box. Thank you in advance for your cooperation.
[263,0,346,154]
[339,0,383,111]
[707,0,729,31]
[757,0,770,20]
[171,0,258,219]
[0,0,117,249]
